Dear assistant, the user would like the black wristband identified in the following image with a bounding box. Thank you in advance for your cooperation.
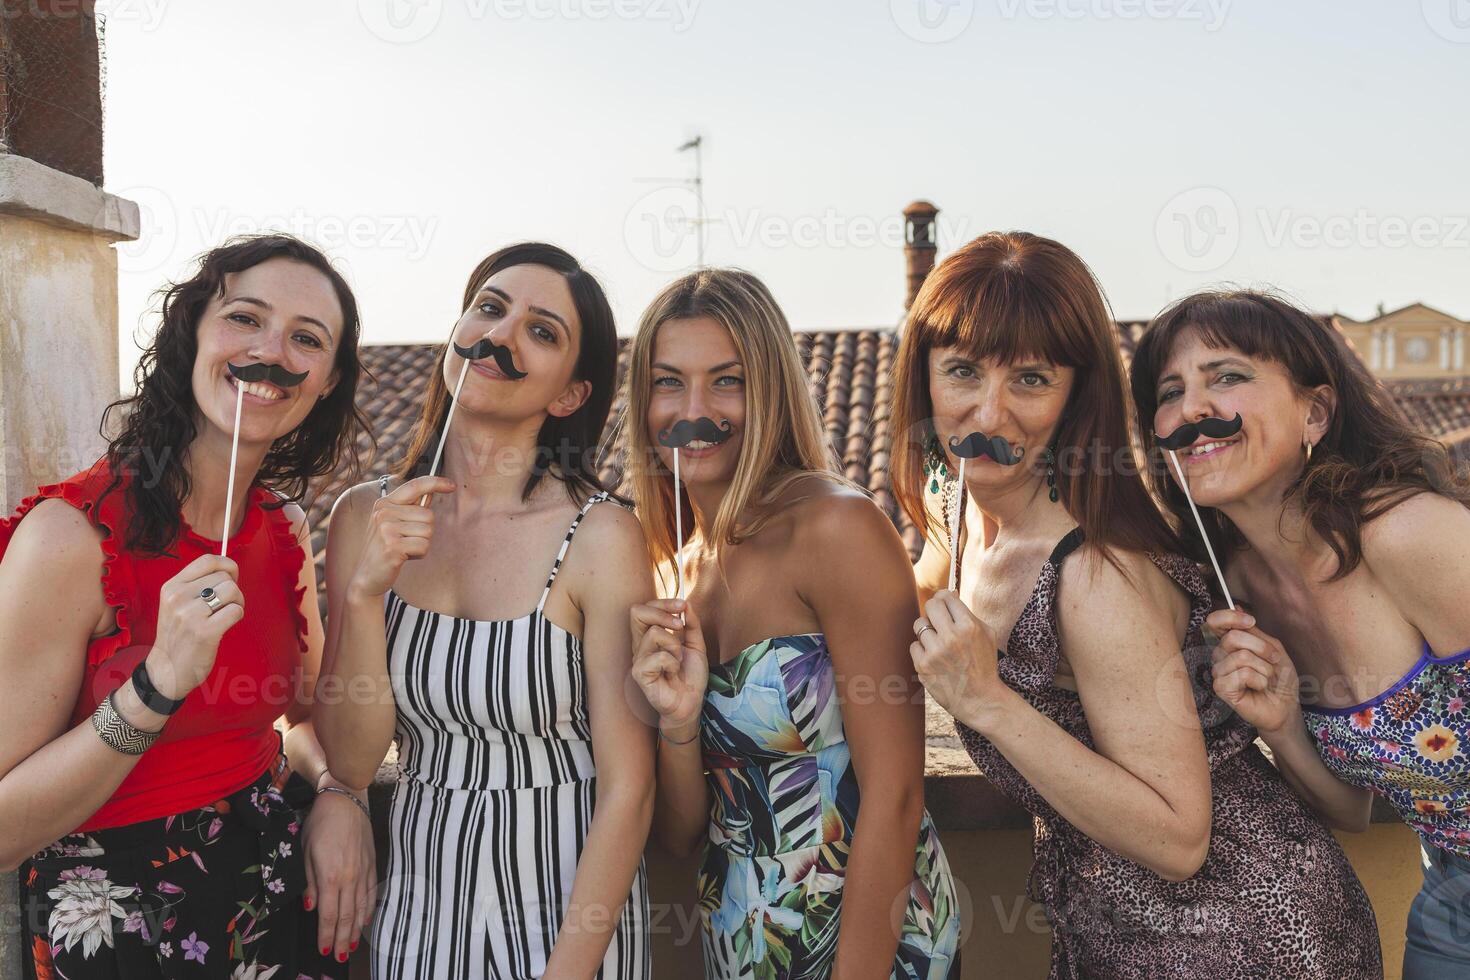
[131,659,186,716]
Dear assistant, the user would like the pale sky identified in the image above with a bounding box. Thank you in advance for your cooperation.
[101,0,1470,383]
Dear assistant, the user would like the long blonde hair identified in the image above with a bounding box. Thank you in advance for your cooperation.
[621,268,851,588]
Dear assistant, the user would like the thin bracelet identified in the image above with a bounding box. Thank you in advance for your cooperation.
[659,723,700,746]
[318,785,371,820]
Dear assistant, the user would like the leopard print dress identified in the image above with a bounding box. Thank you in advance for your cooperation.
[954,527,1383,979]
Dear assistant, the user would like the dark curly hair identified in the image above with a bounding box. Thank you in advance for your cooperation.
[102,234,371,554]
[1131,290,1470,581]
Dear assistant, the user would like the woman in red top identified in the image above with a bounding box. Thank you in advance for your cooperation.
[0,235,375,978]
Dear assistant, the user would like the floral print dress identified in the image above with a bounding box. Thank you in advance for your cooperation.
[1302,642,1470,854]
[23,755,340,980]
[697,633,961,980]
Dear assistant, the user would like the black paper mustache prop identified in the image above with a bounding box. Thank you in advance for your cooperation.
[1155,413,1243,451]
[453,338,528,381]
[418,338,525,505]
[941,431,1022,593]
[948,431,1025,466]
[659,417,734,605]
[658,417,735,449]
[227,361,309,387]
[219,362,308,558]
[1155,413,1243,610]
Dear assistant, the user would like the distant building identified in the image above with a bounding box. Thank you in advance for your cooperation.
[1335,303,1470,381]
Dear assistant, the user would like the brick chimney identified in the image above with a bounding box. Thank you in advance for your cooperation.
[903,200,939,311]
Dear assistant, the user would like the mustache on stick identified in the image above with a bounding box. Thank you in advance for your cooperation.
[948,431,1025,466]
[453,338,528,380]
[1156,413,1244,451]
[658,417,734,449]
[227,361,309,387]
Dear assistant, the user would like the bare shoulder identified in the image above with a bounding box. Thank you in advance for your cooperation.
[1362,491,1470,570]
[570,496,647,568]
[1059,544,1186,642]
[4,498,106,574]
[793,487,905,570]
[329,479,387,526]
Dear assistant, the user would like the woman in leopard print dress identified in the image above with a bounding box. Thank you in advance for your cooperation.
[890,232,1382,978]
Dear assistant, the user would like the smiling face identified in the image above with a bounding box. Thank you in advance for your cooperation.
[927,346,1074,498]
[446,263,589,422]
[648,316,746,486]
[1153,327,1330,506]
[192,257,342,447]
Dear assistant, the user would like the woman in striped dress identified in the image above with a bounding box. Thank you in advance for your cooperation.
[315,243,655,979]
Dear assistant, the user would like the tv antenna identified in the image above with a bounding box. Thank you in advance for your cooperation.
[635,133,717,268]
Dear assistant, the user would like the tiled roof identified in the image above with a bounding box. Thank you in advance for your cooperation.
[305,327,1470,611]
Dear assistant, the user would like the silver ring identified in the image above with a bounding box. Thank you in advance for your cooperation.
[199,586,223,614]
[915,623,936,639]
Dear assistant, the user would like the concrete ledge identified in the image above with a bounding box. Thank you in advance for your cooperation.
[0,153,139,242]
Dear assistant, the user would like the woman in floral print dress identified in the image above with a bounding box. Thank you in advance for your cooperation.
[0,236,375,978]
[892,235,1380,978]
[625,268,961,979]
[1132,290,1470,978]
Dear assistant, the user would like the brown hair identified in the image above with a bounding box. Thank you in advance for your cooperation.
[103,234,370,554]
[891,231,1181,560]
[620,268,850,589]
[394,242,620,505]
[1131,290,1470,580]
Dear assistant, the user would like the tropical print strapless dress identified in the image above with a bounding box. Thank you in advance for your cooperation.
[697,632,961,980]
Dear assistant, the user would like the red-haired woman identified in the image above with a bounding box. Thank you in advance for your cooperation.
[892,233,1380,978]
[1131,290,1470,979]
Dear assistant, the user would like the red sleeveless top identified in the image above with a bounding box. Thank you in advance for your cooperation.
[0,459,309,832]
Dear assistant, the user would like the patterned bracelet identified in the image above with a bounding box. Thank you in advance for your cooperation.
[318,785,371,820]
[91,691,162,756]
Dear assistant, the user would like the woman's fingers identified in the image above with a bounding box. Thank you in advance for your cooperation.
[314,864,337,957]
[630,601,686,636]
[1212,649,1273,689]
[303,849,317,916]
[1206,607,1257,635]
[332,877,358,962]
[923,592,960,632]
[388,475,456,505]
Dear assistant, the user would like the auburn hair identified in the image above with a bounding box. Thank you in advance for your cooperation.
[891,231,1182,561]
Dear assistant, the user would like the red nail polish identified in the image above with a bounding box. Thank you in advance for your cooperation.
[338,952,348,963]
[303,897,314,911]
[350,941,359,951]
[322,947,331,956]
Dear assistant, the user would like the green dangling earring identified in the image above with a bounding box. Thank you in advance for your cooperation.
[1043,444,1059,503]
[922,432,949,494]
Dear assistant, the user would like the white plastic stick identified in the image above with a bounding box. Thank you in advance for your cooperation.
[1168,449,1235,610]
[221,382,244,558]
[947,458,965,593]
[673,447,685,602]
[421,357,471,506]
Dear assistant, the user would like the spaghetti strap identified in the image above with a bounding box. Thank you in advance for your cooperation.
[536,491,614,613]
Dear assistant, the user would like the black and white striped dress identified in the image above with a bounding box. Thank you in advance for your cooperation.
[371,491,650,980]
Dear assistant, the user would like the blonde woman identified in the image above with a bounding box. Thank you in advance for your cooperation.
[626,269,961,979]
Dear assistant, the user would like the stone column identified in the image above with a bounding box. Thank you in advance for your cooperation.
[1,7,137,976]
[0,147,139,980]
